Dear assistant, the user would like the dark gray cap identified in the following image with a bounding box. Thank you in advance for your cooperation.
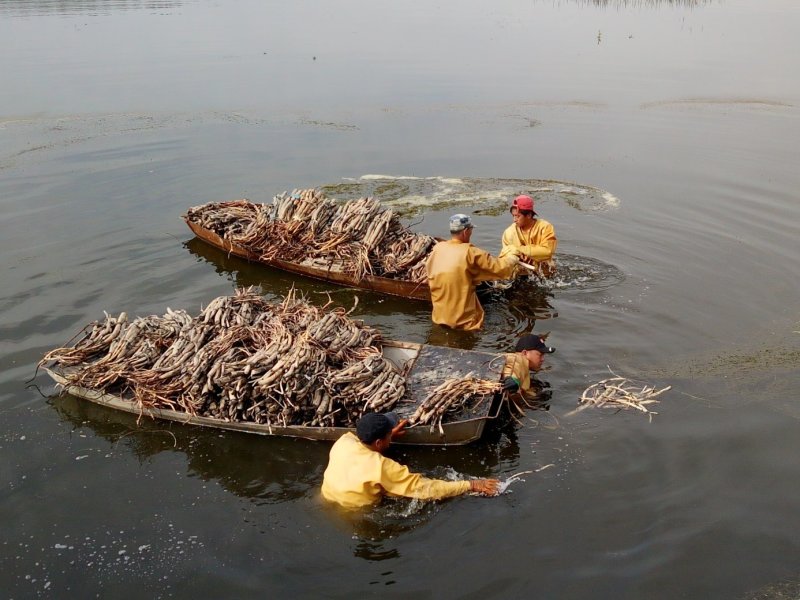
[515,334,555,354]
[356,412,400,444]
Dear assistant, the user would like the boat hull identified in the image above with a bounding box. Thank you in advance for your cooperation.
[184,219,432,301]
[44,342,504,446]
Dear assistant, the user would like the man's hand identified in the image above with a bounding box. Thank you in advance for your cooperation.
[502,376,520,393]
[470,479,501,496]
[390,419,409,440]
[505,253,521,266]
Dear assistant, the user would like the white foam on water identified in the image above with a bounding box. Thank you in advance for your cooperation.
[601,191,620,209]
[329,175,621,213]
[359,174,422,181]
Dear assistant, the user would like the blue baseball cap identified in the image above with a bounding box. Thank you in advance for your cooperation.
[449,213,474,233]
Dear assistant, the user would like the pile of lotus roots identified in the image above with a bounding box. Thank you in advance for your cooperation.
[184,189,436,282]
[40,288,406,427]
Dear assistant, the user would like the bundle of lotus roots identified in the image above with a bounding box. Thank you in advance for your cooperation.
[40,288,406,427]
[566,368,672,421]
[184,189,436,282]
[409,374,501,434]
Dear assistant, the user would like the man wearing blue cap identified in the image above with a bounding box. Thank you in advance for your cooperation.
[425,213,520,331]
[321,412,500,509]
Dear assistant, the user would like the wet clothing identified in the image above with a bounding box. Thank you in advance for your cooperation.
[425,239,516,331]
[502,352,537,401]
[498,220,557,276]
[321,432,470,509]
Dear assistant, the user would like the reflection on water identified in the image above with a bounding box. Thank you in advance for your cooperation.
[49,393,326,504]
[49,390,534,510]
[0,0,182,16]
[182,236,433,319]
[49,385,546,568]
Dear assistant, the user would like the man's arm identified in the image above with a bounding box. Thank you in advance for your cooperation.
[468,246,517,283]
[379,457,472,500]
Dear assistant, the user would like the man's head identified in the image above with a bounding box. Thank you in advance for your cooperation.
[356,412,400,450]
[511,195,537,227]
[449,213,474,241]
[515,333,555,371]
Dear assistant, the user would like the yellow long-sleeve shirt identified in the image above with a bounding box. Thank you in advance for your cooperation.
[501,352,537,401]
[321,432,471,509]
[498,220,557,276]
[425,239,516,331]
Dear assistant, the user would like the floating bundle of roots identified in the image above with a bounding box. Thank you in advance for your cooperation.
[567,368,671,421]
[408,374,501,434]
[40,288,406,427]
[185,189,435,283]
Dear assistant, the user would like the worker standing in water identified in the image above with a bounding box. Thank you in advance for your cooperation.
[498,195,557,277]
[502,333,556,405]
[425,214,520,331]
[321,412,500,509]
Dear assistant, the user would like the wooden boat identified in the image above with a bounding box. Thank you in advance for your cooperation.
[44,341,506,446]
[184,219,432,301]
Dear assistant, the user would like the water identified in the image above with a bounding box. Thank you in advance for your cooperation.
[2,0,800,598]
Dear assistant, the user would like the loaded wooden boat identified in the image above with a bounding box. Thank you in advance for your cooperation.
[184,217,432,301]
[45,341,505,446]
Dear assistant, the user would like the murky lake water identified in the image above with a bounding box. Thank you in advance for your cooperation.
[2,0,800,597]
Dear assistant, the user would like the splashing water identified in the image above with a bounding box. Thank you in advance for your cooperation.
[497,464,555,494]
[497,471,533,494]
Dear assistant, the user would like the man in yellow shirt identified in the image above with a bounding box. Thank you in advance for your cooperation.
[425,213,520,331]
[321,412,500,509]
[501,333,555,405]
[498,195,557,277]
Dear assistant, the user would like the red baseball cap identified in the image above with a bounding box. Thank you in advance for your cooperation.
[512,195,536,214]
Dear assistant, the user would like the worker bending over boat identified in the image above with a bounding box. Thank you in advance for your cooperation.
[425,214,520,331]
[498,195,557,277]
[502,333,556,404]
[321,412,500,509]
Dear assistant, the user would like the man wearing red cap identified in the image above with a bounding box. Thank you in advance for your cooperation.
[498,195,557,277]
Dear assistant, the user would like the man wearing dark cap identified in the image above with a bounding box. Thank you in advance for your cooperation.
[321,411,500,509]
[498,195,557,277]
[501,333,556,403]
[425,213,520,331]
